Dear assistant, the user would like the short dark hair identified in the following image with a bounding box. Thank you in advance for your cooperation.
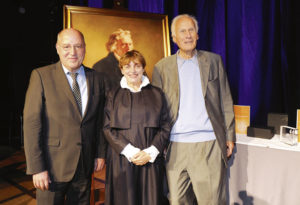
[119,50,146,69]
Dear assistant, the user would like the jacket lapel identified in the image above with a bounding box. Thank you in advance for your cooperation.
[55,62,82,119]
[197,51,210,97]
[169,55,180,98]
[82,67,93,119]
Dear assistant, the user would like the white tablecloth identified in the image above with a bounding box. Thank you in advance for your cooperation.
[235,134,300,152]
[227,135,300,205]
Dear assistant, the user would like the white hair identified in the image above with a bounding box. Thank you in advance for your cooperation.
[171,14,199,36]
[106,28,132,52]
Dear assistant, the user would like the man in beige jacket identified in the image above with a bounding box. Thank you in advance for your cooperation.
[152,14,235,205]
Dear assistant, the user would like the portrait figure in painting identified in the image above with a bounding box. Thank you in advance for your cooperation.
[93,28,134,90]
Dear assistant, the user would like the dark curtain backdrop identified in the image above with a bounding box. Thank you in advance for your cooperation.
[1,0,298,146]
[88,0,298,127]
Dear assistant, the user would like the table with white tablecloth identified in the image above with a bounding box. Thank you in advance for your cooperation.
[227,135,300,205]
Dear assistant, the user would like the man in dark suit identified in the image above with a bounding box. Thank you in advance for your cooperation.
[152,14,235,205]
[23,28,106,204]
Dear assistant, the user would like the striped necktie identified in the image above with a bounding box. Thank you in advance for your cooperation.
[69,72,82,114]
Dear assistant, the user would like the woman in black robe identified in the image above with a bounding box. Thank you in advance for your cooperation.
[103,50,170,205]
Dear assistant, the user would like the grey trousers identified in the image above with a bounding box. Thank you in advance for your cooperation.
[165,140,226,205]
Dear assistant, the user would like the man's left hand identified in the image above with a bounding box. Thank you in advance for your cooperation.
[226,141,235,158]
[94,158,105,172]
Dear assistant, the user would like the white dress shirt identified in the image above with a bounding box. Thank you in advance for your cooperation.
[62,65,88,116]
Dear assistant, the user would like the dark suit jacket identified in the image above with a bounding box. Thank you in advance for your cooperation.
[152,50,236,165]
[23,61,106,182]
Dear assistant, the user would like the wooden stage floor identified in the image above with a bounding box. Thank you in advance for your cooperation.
[0,146,105,205]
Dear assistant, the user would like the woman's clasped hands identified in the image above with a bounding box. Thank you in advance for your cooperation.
[131,150,151,166]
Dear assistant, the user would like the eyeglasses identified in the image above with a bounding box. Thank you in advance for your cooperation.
[59,44,84,51]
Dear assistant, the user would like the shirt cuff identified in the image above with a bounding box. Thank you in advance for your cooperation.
[143,145,160,163]
[121,143,140,162]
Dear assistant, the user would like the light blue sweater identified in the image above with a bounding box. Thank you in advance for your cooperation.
[170,52,216,143]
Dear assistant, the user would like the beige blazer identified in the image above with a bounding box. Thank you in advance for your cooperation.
[152,50,236,164]
[23,61,106,182]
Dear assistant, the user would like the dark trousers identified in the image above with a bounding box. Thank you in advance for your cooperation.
[36,155,91,205]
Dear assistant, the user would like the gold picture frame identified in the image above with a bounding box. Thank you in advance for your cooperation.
[63,5,170,80]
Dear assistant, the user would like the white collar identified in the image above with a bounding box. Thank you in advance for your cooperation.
[62,64,84,75]
[120,75,150,93]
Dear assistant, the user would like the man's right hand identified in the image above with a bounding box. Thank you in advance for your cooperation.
[32,170,51,191]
